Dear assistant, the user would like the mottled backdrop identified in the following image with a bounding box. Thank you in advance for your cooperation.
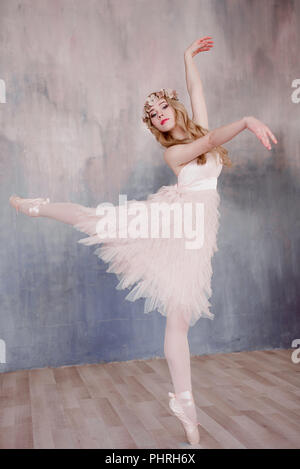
[0,0,299,373]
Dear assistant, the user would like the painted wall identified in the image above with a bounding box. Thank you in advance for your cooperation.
[1,0,299,373]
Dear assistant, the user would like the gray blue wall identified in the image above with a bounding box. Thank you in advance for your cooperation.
[1,0,299,373]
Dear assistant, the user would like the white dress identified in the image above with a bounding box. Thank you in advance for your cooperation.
[73,151,223,327]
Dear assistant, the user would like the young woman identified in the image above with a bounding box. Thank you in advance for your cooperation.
[9,36,277,446]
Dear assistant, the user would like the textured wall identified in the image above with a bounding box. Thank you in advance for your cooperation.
[1,0,299,373]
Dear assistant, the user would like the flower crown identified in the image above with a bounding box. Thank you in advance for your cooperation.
[142,88,179,123]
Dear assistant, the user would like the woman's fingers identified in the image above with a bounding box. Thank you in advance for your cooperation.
[197,43,214,51]
[262,130,271,149]
[247,117,278,150]
[262,128,278,149]
[267,128,278,144]
[256,128,270,149]
[198,37,214,45]
[199,36,213,41]
[197,47,211,52]
[193,46,213,56]
[190,36,214,56]
[200,41,214,46]
[257,125,278,150]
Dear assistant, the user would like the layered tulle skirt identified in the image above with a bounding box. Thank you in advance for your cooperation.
[73,180,221,327]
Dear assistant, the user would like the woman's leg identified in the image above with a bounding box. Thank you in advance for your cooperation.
[38,202,89,226]
[164,311,198,424]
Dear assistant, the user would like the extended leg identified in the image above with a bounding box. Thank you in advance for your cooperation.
[38,202,90,226]
[9,194,91,227]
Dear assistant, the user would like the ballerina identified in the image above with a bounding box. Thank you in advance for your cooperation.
[9,36,277,446]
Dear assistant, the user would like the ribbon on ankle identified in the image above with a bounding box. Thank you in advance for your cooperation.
[168,391,194,405]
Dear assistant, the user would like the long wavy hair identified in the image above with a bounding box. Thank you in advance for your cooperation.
[143,94,233,167]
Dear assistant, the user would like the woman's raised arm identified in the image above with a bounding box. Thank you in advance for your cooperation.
[184,36,214,129]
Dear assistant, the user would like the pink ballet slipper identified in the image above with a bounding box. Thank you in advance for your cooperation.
[9,194,50,217]
[168,390,201,445]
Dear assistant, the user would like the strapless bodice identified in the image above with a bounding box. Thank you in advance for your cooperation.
[177,151,222,192]
[178,152,222,184]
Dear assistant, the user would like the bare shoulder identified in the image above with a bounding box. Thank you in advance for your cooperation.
[164,133,212,171]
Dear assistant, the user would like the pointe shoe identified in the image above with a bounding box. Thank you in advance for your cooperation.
[9,194,50,217]
[168,390,201,445]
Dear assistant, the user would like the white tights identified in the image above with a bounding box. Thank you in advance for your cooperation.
[164,312,198,424]
[39,202,87,226]
[38,201,198,423]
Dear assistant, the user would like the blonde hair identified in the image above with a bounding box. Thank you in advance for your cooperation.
[143,93,233,167]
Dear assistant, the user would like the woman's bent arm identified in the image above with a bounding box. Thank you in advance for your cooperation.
[165,115,277,169]
[164,117,247,168]
[209,117,247,149]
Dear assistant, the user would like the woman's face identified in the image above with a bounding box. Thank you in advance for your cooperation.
[149,98,175,131]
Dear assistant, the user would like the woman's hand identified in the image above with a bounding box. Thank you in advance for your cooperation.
[244,116,278,150]
[184,36,214,58]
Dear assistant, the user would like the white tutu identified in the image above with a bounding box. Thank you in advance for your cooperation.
[73,152,223,327]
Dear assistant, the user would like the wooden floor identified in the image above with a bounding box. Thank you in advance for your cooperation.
[0,348,299,449]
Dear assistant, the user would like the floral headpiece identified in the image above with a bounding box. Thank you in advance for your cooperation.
[142,88,179,123]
